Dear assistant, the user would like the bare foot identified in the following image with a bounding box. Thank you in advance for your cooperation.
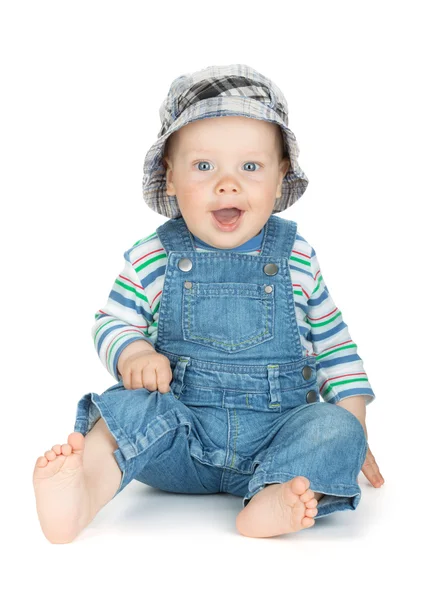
[33,432,92,544]
[236,476,318,538]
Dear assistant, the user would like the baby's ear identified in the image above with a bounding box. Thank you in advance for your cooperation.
[163,157,177,196]
[279,158,291,178]
[276,159,290,198]
[162,154,171,170]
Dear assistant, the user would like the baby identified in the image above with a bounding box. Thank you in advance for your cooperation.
[33,64,384,544]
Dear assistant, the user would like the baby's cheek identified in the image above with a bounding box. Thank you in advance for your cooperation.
[179,188,209,212]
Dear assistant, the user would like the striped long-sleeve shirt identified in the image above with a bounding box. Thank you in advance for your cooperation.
[93,226,375,406]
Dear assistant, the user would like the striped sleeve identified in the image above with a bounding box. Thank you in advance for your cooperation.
[92,247,156,381]
[307,246,376,406]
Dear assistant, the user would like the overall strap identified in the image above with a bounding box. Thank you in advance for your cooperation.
[155,217,194,254]
[261,214,297,260]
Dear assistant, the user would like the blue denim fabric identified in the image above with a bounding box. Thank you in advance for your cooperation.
[74,215,368,518]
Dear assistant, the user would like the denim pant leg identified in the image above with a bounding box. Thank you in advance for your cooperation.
[243,402,368,518]
[74,381,220,499]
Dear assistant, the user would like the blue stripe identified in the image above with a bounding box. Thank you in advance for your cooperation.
[308,287,329,306]
[141,264,167,288]
[294,301,306,311]
[317,353,362,370]
[290,263,311,278]
[327,388,375,403]
[310,321,346,342]
[96,323,126,354]
[298,323,310,338]
[109,290,153,322]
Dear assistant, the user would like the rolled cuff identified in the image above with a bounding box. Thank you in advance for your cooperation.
[243,472,364,519]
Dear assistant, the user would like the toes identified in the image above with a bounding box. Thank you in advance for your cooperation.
[44,449,57,461]
[302,516,315,528]
[38,435,83,467]
[305,498,318,509]
[300,489,315,503]
[291,476,310,495]
[61,443,72,456]
[44,442,73,461]
[67,432,85,452]
[305,508,318,518]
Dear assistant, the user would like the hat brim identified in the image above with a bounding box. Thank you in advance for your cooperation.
[142,96,308,219]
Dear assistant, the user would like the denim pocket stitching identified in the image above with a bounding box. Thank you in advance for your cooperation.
[183,281,275,352]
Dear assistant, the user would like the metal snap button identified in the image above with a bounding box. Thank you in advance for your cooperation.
[178,258,193,272]
[306,390,317,403]
[264,285,273,294]
[184,281,192,289]
[302,366,313,380]
[263,263,279,276]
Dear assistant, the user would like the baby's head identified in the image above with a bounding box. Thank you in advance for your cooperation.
[142,64,309,245]
[162,116,291,249]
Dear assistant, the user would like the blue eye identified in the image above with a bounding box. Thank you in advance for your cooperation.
[243,162,260,171]
[197,161,212,171]
[195,161,260,171]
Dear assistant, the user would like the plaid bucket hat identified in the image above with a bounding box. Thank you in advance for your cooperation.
[142,64,309,219]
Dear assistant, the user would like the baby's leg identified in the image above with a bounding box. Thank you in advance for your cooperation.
[33,417,122,544]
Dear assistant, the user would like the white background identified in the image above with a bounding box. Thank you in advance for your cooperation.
[2,0,423,597]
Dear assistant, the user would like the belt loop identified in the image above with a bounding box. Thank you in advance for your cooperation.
[171,356,191,398]
[267,365,281,410]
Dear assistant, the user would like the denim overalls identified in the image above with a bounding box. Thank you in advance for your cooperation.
[74,214,368,519]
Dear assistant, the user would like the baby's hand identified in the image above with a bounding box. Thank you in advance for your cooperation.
[361,444,385,488]
[119,349,173,393]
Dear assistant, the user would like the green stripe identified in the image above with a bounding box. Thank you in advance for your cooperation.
[323,377,369,397]
[93,318,117,345]
[134,252,167,273]
[115,279,149,304]
[290,256,310,267]
[311,274,323,295]
[317,343,357,360]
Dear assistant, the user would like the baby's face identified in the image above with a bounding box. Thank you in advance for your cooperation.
[163,116,290,249]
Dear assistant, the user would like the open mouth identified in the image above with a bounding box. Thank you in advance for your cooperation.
[211,208,244,231]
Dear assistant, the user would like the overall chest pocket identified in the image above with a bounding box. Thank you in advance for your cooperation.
[182,282,275,353]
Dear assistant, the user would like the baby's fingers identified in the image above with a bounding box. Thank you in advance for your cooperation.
[156,365,173,394]
[139,363,158,391]
[129,367,144,390]
[362,446,385,487]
